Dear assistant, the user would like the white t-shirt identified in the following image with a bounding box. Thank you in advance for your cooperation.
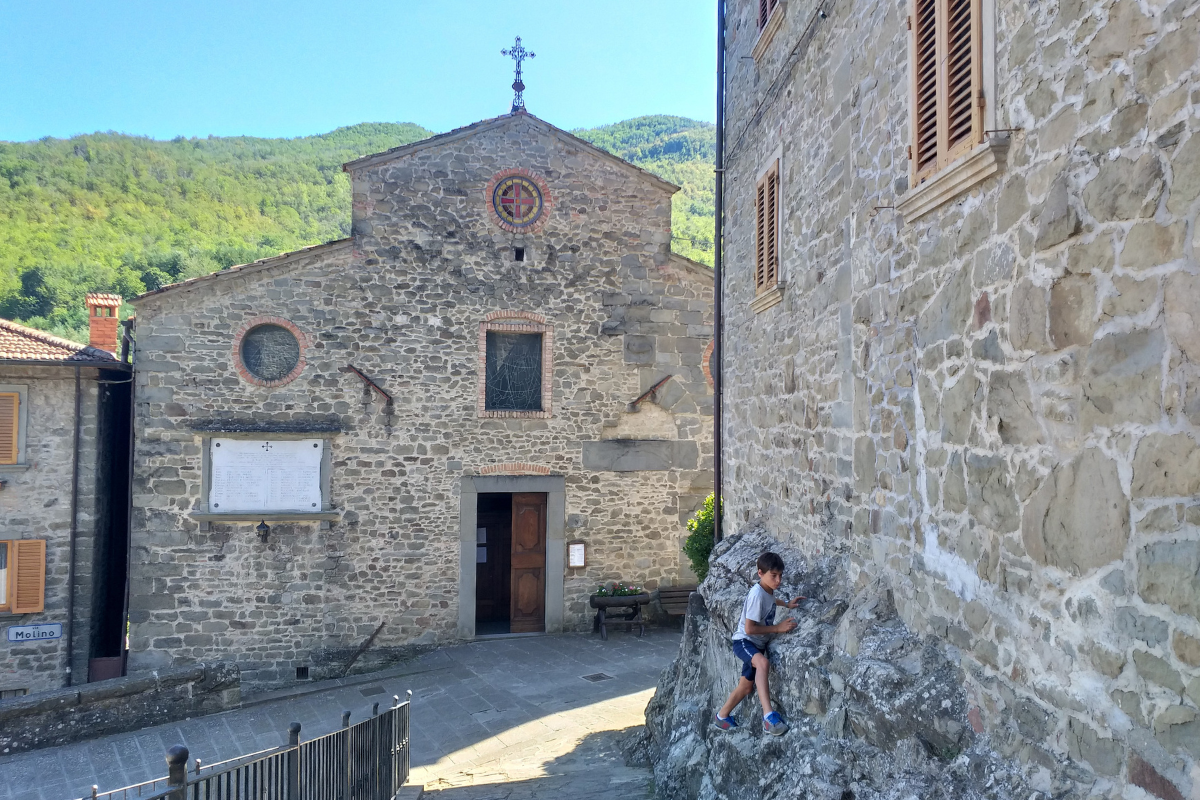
[732,583,777,648]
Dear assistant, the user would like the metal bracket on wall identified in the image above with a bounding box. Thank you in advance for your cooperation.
[627,375,673,412]
[339,364,393,404]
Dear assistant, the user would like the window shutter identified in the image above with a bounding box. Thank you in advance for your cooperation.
[911,0,982,182]
[755,180,768,291]
[11,539,45,614]
[911,0,939,180]
[0,393,16,465]
[759,0,771,28]
[765,166,779,288]
[942,0,982,163]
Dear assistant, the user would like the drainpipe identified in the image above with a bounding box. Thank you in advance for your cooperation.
[65,364,81,686]
[713,0,726,542]
[121,318,136,675]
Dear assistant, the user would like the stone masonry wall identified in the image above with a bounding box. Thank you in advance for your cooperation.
[129,115,713,690]
[722,0,1200,794]
[0,366,102,694]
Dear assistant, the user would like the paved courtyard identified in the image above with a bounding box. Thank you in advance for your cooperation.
[0,629,680,800]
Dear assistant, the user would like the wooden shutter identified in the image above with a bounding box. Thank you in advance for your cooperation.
[755,180,768,291]
[11,539,46,614]
[755,162,780,294]
[0,393,16,465]
[910,0,982,182]
[942,0,982,164]
[765,166,779,288]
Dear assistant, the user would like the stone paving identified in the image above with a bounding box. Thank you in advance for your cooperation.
[0,630,680,800]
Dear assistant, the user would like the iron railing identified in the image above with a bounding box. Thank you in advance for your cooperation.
[82,692,411,800]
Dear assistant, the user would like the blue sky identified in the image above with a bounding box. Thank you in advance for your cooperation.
[0,0,717,142]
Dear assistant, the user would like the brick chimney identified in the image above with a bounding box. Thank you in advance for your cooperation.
[85,293,123,353]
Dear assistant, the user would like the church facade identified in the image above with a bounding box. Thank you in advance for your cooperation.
[126,112,713,688]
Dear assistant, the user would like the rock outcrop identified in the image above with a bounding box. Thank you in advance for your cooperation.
[632,529,1047,799]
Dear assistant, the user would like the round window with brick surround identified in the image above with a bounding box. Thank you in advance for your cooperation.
[232,317,308,387]
[485,169,553,234]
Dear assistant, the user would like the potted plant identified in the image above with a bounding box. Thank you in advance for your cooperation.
[589,582,651,640]
[589,581,650,608]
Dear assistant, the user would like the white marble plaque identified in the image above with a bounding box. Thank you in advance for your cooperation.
[209,439,323,513]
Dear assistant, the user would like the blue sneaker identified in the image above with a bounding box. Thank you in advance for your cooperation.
[764,711,789,736]
[713,713,739,731]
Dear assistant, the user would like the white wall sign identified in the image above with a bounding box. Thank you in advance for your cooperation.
[568,541,586,568]
[209,439,322,513]
[7,623,62,642]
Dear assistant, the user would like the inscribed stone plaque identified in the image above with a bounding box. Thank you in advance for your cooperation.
[209,439,322,513]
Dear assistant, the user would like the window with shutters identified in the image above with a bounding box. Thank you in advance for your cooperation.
[752,0,787,60]
[0,386,26,467]
[758,0,780,29]
[0,539,46,614]
[754,161,780,297]
[909,0,984,183]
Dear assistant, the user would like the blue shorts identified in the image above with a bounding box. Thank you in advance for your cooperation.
[732,639,762,682]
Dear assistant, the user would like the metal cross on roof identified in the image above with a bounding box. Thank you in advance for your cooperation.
[501,36,535,113]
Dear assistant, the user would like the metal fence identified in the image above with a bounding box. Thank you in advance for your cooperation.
[82,692,411,800]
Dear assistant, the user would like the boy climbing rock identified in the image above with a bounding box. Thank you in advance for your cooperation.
[714,551,801,736]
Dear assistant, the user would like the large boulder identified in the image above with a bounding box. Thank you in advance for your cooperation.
[635,528,1032,799]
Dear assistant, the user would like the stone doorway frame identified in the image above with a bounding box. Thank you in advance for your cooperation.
[458,475,565,638]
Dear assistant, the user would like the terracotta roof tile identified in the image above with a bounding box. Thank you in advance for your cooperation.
[0,318,118,363]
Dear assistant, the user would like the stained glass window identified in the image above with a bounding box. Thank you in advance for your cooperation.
[492,176,544,228]
[485,332,543,411]
[241,324,300,382]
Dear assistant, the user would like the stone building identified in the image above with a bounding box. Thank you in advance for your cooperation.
[0,295,132,694]
[126,111,714,689]
[718,0,1200,794]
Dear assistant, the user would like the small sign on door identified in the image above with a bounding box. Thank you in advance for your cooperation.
[7,623,62,642]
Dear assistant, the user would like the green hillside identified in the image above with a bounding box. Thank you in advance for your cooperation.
[0,116,714,342]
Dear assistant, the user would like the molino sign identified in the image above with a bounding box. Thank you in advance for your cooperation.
[6,623,62,642]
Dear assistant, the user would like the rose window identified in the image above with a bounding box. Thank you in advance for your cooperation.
[492,175,544,229]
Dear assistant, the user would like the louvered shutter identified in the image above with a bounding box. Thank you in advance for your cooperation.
[765,167,779,288]
[11,539,45,614]
[911,0,939,181]
[941,0,982,164]
[910,0,982,182]
[759,0,771,29]
[0,393,16,465]
[755,180,768,291]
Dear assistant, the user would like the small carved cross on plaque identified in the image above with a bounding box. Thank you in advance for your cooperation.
[261,442,273,452]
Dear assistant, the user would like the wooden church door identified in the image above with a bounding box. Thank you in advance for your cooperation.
[509,493,547,633]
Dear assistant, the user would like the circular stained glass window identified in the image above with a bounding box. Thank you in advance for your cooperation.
[240,324,300,382]
[492,175,544,228]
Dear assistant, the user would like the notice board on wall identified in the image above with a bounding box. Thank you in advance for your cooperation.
[209,439,322,513]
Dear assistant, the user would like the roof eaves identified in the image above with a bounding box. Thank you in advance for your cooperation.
[131,238,354,304]
[341,115,512,172]
[668,252,715,282]
[340,112,681,195]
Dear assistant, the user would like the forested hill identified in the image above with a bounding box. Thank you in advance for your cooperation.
[0,115,715,342]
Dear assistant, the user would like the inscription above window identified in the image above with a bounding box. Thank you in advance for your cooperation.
[240,324,300,383]
[485,332,544,411]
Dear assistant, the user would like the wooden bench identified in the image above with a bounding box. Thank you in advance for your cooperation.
[657,586,698,617]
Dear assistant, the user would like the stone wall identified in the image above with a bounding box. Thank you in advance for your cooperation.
[0,366,104,694]
[0,661,239,755]
[722,0,1200,794]
[128,114,713,690]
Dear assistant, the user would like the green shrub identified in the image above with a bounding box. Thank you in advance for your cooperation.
[684,493,718,582]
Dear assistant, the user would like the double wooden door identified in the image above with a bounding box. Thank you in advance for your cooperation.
[509,493,547,633]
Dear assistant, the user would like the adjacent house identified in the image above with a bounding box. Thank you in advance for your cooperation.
[126,111,714,689]
[0,294,132,694]
[719,0,1200,792]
